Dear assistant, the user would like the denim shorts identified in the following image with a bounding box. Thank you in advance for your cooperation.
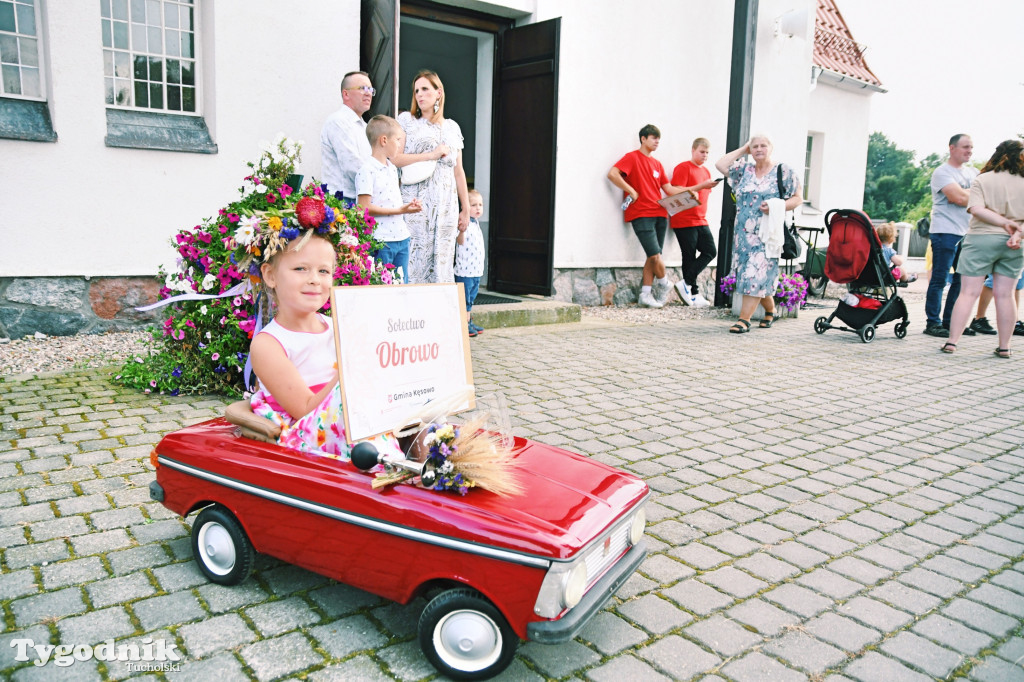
[631,216,667,257]
[958,234,1024,279]
[984,271,1024,290]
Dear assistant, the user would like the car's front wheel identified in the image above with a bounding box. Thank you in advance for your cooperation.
[191,505,255,585]
[418,588,517,680]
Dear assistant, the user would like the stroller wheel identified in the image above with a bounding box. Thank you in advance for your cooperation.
[894,322,908,339]
[814,316,828,334]
[859,324,876,343]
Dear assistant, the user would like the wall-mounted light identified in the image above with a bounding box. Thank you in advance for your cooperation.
[774,7,809,40]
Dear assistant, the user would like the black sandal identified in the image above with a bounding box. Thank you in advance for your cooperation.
[940,342,956,354]
[729,319,751,334]
[994,347,1011,358]
[759,312,775,328]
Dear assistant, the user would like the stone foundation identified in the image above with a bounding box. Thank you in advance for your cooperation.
[552,267,718,306]
[0,276,163,339]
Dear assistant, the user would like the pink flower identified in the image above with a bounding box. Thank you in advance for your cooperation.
[280,183,293,199]
[266,193,277,204]
[150,380,157,387]
[219,225,228,234]
[228,213,240,223]
[211,353,220,361]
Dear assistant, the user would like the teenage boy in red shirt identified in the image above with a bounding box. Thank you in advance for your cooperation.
[670,137,721,307]
[608,124,688,308]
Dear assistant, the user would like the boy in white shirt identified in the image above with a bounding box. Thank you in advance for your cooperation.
[455,189,486,337]
[356,115,422,282]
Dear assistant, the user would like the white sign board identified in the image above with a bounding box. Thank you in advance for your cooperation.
[331,284,474,442]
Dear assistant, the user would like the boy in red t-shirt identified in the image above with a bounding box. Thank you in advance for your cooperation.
[670,137,722,307]
[607,124,688,308]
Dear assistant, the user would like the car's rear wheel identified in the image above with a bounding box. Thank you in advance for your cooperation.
[418,588,517,680]
[191,505,254,585]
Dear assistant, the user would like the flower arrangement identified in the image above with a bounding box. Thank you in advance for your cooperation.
[719,272,808,311]
[115,135,396,397]
[370,415,523,497]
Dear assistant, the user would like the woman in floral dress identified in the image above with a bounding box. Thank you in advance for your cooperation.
[716,135,802,332]
[395,70,471,284]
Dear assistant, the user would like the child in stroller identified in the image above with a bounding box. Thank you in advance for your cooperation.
[813,209,910,343]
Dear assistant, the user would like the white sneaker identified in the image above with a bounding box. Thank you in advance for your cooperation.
[652,280,672,305]
[674,281,695,306]
[638,291,664,308]
[691,293,711,308]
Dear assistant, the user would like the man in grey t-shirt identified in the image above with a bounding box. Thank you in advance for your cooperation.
[923,134,978,337]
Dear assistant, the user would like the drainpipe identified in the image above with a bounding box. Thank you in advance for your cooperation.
[715,0,758,307]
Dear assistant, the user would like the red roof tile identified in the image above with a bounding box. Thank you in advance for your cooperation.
[814,0,882,87]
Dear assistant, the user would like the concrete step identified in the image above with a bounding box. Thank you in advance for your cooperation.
[468,291,581,329]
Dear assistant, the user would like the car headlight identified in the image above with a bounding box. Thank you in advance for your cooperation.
[628,507,646,546]
[562,562,588,609]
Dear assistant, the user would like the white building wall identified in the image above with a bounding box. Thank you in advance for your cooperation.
[1,0,361,278]
[807,81,873,221]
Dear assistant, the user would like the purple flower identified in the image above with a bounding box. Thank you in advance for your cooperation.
[171,366,183,377]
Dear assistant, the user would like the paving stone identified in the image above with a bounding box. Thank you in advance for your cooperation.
[806,612,881,652]
[617,594,693,634]
[764,583,833,618]
[797,568,864,599]
[87,572,157,608]
[967,583,1024,619]
[91,506,145,530]
[853,544,916,571]
[995,636,1024,665]
[55,492,112,515]
[839,596,913,630]
[240,631,322,681]
[179,612,258,659]
[946,544,1010,571]
[912,613,992,657]
[133,591,205,631]
[734,552,801,582]
[11,586,87,626]
[828,556,893,585]
[152,561,207,592]
[765,511,820,534]
[703,530,760,556]
[726,598,800,636]
[165,652,250,682]
[308,614,387,659]
[968,656,1024,682]
[128,518,188,544]
[868,582,942,616]
[661,579,733,615]
[897,567,963,599]
[307,582,383,618]
[4,538,70,569]
[262,563,331,596]
[578,611,647,655]
[636,634,721,680]
[698,566,767,598]
[245,596,320,636]
[880,631,962,679]
[639,553,697,583]
[849,654,933,682]
[764,631,847,674]
[684,614,762,656]
[29,515,90,541]
[521,639,601,678]
[41,556,108,588]
[107,545,172,575]
[720,651,805,682]
[584,654,673,682]
[767,540,829,569]
[70,528,133,556]
[991,569,1024,595]
[734,521,792,545]
[920,554,988,583]
[57,606,136,646]
[943,597,1019,638]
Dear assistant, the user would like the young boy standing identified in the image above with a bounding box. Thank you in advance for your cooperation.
[455,189,486,337]
[670,137,721,306]
[607,124,687,308]
[356,115,422,282]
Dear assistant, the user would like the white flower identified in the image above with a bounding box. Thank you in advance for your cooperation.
[206,331,212,340]
[338,232,359,247]
[235,216,259,246]
[254,183,268,194]
[202,273,217,291]
[199,305,208,315]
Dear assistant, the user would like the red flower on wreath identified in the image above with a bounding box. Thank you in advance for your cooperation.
[295,196,327,229]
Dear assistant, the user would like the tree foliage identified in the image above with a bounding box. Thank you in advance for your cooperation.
[862,132,941,223]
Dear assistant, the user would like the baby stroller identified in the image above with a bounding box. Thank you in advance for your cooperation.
[813,209,909,343]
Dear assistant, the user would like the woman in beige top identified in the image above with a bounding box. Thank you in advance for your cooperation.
[943,139,1024,357]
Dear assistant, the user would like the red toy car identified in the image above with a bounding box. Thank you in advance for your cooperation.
[149,418,649,680]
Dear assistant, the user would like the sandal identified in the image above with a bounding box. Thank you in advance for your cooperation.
[729,319,751,334]
[940,342,957,354]
[994,347,1012,358]
[759,312,775,328]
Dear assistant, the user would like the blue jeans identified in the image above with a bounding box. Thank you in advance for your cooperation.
[455,275,480,312]
[374,239,410,283]
[925,233,962,327]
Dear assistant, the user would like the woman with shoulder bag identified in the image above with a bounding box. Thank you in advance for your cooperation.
[715,134,802,333]
[393,70,470,284]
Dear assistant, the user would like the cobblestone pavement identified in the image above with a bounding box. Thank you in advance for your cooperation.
[2,297,1024,681]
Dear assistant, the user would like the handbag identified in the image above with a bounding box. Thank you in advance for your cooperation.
[400,159,437,185]
[777,165,803,261]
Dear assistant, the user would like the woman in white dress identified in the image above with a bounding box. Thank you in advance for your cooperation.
[394,70,470,284]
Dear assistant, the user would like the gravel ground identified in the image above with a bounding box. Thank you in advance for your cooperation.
[0,286,927,377]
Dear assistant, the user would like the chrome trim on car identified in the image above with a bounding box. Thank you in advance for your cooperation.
[158,454,552,568]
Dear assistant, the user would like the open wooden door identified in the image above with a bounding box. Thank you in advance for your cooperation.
[361,0,399,117]
[488,18,560,295]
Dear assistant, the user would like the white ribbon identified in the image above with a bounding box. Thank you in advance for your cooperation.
[134,280,253,312]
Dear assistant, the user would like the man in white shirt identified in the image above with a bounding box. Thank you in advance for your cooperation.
[321,71,375,199]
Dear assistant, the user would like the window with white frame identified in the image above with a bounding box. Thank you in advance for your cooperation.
[0,0,43,99]
[101,0,197,113]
